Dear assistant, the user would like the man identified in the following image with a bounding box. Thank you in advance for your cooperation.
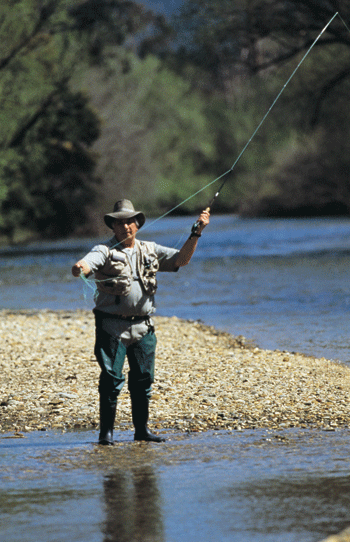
[72,199,210,445]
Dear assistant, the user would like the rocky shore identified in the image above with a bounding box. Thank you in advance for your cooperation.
[1,309,350,435]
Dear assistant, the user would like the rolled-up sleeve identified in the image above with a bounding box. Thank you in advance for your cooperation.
[155,243,180,272]
[81,244,109,274]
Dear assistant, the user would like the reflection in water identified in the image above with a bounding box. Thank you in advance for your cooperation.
[219,474,350,539]
[1,429,350,541]
[102,466,165,542]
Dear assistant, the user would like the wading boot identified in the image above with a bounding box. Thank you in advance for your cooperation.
[98,398,117,446]
[131,394,165,443]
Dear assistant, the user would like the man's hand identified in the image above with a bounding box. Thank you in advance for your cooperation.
[194,209,210,234]
[71,260,91,277]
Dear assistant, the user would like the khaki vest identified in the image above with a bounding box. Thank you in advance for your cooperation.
[94,240,159,296]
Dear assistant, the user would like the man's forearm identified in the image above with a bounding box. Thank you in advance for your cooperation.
[175,236,199,267]
[175,209,210,267]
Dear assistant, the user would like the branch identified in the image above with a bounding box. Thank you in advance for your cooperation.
[311,66,350,125]
[251,35,348,73]
[0,1,58,71]
[8,80,69,148]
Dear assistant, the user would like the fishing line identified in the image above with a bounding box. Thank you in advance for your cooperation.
[138,169,232,234]
[92,168,232,256]
[80,268,97,301]
[131,12,339,240]
[79,11,341,295]
[226,12,339,179]
[337,12,350,33]
[128,10,340,235]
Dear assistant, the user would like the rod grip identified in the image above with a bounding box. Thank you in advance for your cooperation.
[191,207,211,235]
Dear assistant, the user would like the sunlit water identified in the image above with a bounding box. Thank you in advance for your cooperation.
[1,428,350,542]
[1,216,350,541]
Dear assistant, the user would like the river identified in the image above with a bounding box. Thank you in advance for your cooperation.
[1,214,349,363]
[1,215,350,542]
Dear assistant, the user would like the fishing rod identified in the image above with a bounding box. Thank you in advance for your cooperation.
[191,170,233,234]
[82,10,342,280]
[80,11,344,297]
[191,11,340,235]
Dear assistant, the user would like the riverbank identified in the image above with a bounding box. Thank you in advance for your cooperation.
[1,309,350,435]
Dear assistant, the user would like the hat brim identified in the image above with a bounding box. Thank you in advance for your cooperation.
[104,211,146,229]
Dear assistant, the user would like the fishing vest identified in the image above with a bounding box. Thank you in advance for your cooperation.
[94,240,159,296]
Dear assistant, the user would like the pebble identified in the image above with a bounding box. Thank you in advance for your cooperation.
[1,309,350,435]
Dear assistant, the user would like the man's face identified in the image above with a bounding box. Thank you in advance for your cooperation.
[112,217,139,247]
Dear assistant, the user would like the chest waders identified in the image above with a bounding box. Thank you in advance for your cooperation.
[94,259,165,444]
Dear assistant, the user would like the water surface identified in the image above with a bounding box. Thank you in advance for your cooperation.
[1,428,350,542]
[1,218,350,541]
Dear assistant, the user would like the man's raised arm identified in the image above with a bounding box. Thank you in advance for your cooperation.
[175,210,210,268]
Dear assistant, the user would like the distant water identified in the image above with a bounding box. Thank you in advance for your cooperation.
[1,215,349,364]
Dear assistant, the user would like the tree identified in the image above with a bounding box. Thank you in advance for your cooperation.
[170,0,350,216]
[0,87,101,240]
[0,0,157,242]
[174,0,350,123]
[75,49,227,223]
[0,1,97,240]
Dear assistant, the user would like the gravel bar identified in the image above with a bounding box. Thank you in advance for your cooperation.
[1,309,350,435]
[321,528,350,542]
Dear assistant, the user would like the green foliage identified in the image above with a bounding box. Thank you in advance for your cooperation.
[2,0,350,245]
[76,50,238,218]
[0,1,78,146]
[0,87,100,241]
[140,57,217,212]
[238,129,350,216]
[0,0,102,242]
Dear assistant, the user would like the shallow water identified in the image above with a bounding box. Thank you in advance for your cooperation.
[1,428,350,542]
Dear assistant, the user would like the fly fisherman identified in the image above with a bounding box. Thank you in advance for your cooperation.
[72,199,210,445]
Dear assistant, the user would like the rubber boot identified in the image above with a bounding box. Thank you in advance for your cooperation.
[98,398,117,446]
[131,394,165,443]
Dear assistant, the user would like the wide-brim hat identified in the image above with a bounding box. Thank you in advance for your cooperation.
[104,199,146,229]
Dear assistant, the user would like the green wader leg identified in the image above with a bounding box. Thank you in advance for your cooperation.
[94,315,127,446]
[127,330,165,443]
[98,397,117,446]
[131,388,165,442]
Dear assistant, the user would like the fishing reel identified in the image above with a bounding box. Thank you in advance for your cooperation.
[190,220,202,237]
[190,206,211,238]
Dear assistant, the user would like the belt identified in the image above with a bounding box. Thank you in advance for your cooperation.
[118,315,147,322]
[93,310,147,322]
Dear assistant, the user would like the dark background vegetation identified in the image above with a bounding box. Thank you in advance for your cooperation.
[1,0,350,243]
